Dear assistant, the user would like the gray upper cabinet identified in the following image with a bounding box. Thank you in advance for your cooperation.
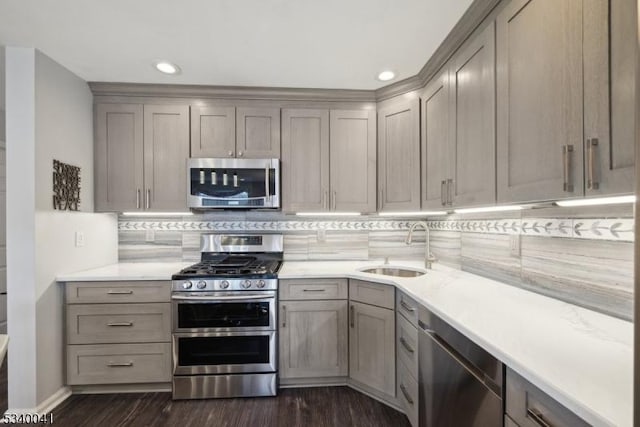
[191,105,280,159]
[190,106,236,158]
[378,99,420,212]
[236,107,281,158]
[496,0,584,203]
[143,105,190,211]
[448,22,496,208]
[281,108,330,213]
[95,103,144,212]
[583,0,635,196]
[421,70,451,210]
[330,110,377,213]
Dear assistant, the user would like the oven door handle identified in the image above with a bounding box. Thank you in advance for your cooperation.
[171,294,275,302]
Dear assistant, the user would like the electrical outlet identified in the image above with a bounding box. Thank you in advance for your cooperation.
[509,234,521,257]
[146,230,155,242]
[317,229,326,243]
[75,231,85,248]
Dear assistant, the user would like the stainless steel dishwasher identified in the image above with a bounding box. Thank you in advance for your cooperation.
[418,305,503,427]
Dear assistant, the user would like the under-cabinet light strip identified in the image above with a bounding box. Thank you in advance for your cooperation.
[378,211,447,217]
[121,212,194,217]
[453,205,523,214]
[555,196,636,207]
[295,212,362,217]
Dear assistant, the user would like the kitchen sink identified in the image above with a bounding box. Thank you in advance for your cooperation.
[359,266,427,277]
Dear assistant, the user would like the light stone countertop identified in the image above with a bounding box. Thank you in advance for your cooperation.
[57,260,632,426]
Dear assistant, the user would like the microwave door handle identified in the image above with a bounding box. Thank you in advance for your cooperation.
[171,294,276,301]
[265,166,270,202]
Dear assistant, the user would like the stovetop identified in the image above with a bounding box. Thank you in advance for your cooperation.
[172,254,282,280]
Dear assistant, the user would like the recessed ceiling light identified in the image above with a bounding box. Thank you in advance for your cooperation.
[155,61,181,75]
[377,70,396,82]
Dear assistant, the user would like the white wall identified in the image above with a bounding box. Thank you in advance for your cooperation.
[6,47,118,410]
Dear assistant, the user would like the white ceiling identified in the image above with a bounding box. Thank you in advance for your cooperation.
[0,0,473,90]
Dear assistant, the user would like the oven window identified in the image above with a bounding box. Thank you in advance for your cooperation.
[178,301,271,329]
[190,168,276,203]
[178,335,270,366]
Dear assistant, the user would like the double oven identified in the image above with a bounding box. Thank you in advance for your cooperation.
[171,234,282,399]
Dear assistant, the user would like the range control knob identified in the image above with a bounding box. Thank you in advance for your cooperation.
[196,280,207,290]
[256,280,266,288]
[241,280,252,289]
[219,280,230,289]
[182,281,193,290]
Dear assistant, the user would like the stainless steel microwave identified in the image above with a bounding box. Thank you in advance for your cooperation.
[187,158,280,209]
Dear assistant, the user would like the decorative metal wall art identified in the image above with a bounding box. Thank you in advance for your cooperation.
[53,160,81,211]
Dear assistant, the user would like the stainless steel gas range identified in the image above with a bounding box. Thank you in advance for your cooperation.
[171,233,283,400]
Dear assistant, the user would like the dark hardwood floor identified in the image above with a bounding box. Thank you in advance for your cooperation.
[47,387,409,427]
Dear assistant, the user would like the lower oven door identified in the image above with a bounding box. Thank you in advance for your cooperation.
[173,331,276,376]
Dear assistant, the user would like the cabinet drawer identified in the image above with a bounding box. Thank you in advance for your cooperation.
[280,279,348,300]
[396,291,419,327]
[396,314,418,379]
[67,343,171,385]
[506,367,588,427]
[397,360,419,427]
[65,281,171,304]
[349,280,394,309]
[67,303,171,345]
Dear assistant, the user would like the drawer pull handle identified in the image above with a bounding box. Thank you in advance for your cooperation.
[399,337,415,354]
[303,289,326,292]
[350,305,355,328]
[107,361,133,367]
[527,408,553,427]
[281,305,286,328]
[400,300,416,313]
[562,144,574,192]
[107,290,134,295]
[399,384,414,405]
[107,322,133,327]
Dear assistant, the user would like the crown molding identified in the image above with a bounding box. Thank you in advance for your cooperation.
[89,82,377,103]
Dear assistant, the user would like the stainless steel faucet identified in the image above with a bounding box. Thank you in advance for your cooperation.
[405,221,437,269]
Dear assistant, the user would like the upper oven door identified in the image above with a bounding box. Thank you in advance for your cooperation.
[187,158,280,209]
[172,291,276,332]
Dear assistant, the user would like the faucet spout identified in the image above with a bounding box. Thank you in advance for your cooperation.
[405,221,437,269]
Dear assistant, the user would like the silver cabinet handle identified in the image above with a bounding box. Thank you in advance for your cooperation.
[107,290,133,295]
[441,180,446,206]
[265,167,270,202]
[587,138,599,190]
[238,151,244,157]
[107,361,133,367]
[400,300,416,313]
[323,190,329,210]
[562,145,574,192]
[447,178,454,206]
[399,337,415,354]
[332,191,337,210]
[136,189,141,209]
[350,305,355,328]
[378,189,383,211]
[228,150,234,157]
[107,322,133,327]
[146,189,151,209]
[303,289,326,292]
[527,408,553,427]
[281,305,286,328]
[399,384,414,405]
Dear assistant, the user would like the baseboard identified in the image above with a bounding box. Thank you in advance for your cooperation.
[70,382,171,394]
[347,379,404,413]
[279,376,348,388]
[3,386,72,417]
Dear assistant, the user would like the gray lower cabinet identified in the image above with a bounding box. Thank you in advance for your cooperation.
[282,108,376,214]
[377,98,421,212]
[397,291,419,427]
[496,0,584,203]
[505,367,588,427]
[64,281,172,387]
[349,282,395,399]
[191,105,280,159]
[95,103,189,212]
[279,279,349,382]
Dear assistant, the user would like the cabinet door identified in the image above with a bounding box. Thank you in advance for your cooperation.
[95,104,144,212]
[449,23,496,207]
[143,105,190,211]
[190,106,236,158]
[421,70,451,209]
[583,0,635,196]
[279,300,348,379]
[349,301,395,397]
[496,0,584,203]
[236,107,281,159]
[281,109,330,213]
[378,99,420,211]
[330,110,377,213]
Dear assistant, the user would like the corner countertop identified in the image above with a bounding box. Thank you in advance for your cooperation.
[57,260,632,426]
